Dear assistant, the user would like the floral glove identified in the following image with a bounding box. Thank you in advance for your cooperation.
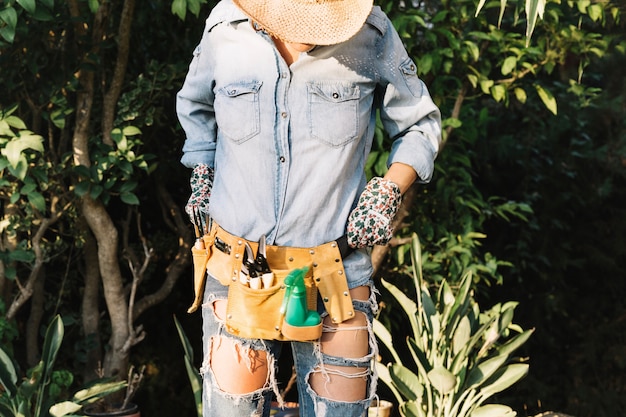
[185,163,214,225]
[346,177,402,249]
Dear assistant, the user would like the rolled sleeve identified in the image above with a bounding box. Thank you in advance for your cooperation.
[177,36,218,169]
[377,18,442,183]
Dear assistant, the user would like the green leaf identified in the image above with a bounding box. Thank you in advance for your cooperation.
[465,355,508,389]
[17,0,37,14]
[496,329,534,357]
[8,158,28,180]
[120,192,140,205]
[50,401,82,417]
[50,108,69,129]
[479,79,494,95]
[490,84,507,102]
[4,265,16,280]
[1,134,44,168]
[74,181,90,197]
[380,279,420,348]
[464,41,480,62]
[470,404,516,417]
[88,0,99,13]
[474,0,487,17]
[41,315,64,378]
[0,347,18,396]
[389,363,420,401]
[442,118,462,129]
[373,319,402,364]
[118,180,137,194]
[187,0,203,17]
[406,337,433,379]
[0,26,16,43]
[587,4,602,21]
[400,401,426,417]
[171,0,187,20]
[525,0,546,42]
[27,191,46,213]
[427,366,456,394]
[374,362,404,405]
[9,249,35,263]
[71,379,127,403]
[501,56,517,75]
[5,115,27,130]
[513,87,527,103]
[0,7,18,29]
[90,184,103,200]
[534,84,558,115]
[478,364,529,398]
[122,126,141,136]
[418,54,433,75]
[452,316,471,356]
[19,361,44,398]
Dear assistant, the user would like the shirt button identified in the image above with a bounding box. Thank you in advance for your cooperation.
[281,72,288,78]
[279,156,286,163]
[281,112,288,118]
[332,93,339,99]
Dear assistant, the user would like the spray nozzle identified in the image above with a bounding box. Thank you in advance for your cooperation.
[280,266,320,327]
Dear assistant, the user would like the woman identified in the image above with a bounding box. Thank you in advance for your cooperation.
[177,0,441,416]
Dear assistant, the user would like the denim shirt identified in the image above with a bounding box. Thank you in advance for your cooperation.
[177,0,441,286]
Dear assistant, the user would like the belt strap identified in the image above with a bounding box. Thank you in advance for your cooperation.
[209,224,355,324]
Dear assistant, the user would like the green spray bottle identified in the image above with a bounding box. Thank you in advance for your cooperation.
[280,267,321,327]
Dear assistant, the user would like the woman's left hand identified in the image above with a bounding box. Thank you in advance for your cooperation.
[346,177,402,248]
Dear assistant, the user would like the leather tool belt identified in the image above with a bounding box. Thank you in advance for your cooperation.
[188,222,355,341]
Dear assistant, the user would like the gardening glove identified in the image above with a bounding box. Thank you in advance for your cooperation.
[185,163,214,226]
[346,177,402,249]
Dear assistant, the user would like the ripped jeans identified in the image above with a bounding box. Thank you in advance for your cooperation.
[200,275,378,417]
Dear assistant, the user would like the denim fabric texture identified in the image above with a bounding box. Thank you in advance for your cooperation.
[201,276,377,417]
[178,1,441,415]
[177,0,441,265]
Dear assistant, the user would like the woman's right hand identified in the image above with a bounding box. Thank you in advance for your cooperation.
[185,163,214,225]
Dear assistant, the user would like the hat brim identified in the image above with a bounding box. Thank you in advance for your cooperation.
[232,0,373,45]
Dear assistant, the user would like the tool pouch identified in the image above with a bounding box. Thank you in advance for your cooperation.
[187,226,218,314]
[188,224,354,341]
[225,266,321,341]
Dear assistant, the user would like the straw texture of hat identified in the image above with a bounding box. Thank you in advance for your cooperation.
[232,0,374,45]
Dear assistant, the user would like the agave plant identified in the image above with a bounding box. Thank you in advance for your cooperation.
[374,234,534,417]
[174,315,202,417]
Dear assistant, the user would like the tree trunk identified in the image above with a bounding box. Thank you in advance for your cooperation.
[82,227,103,381]
[70,0,136,378]
[81,197,130,377]
[26,268,45,367]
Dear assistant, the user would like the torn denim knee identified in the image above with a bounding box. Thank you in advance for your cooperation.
[294,294,379,416]
[201,293,284,415]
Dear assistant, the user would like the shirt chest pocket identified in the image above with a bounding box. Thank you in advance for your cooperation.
[215,81,262,143]
[307,82,360,147]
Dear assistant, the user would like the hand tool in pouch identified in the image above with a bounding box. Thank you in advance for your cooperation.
[241,242,261,289]
[255,235,274,288]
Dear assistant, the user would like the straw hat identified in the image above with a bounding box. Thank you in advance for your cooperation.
[232,0,374,45]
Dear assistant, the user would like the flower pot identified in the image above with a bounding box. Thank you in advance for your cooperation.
[368,399,393,417]
[83,402,140,417]
[270,401,299,416]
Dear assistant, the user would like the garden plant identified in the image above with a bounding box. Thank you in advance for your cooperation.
[0,0,624,416]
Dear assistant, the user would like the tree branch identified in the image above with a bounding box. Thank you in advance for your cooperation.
[133,182,193,319]
[6,197,69,320]
[102,0,136,146]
